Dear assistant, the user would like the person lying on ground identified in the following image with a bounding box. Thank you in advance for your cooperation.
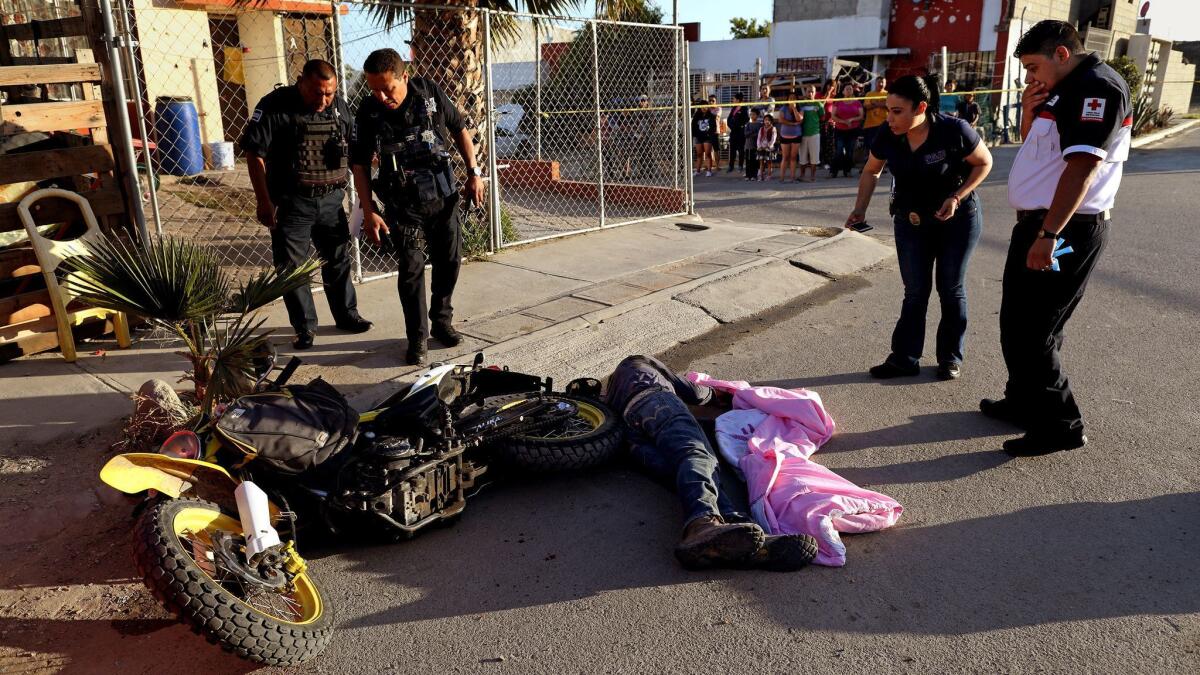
[603,355,819,572]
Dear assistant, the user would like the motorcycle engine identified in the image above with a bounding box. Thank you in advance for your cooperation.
[333,431,484,534]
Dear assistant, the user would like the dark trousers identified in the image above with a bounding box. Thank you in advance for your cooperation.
[833,129,859,174]
[624,390,750,526]
[888,195,982,368]
[728,129,746,169]
[745,149,760,178]
[270,189,358,334]
[387,194,462,344]
[999,212,1109,434]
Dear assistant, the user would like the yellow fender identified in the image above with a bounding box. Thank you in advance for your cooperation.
[100,453,238,498]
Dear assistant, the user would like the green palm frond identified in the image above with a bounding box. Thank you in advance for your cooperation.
[63,235,228,324]
[204,315,274,412]
[229,257,322,315]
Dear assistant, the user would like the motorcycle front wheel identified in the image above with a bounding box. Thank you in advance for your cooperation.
[491,394,622,472]
[132,498,333,666]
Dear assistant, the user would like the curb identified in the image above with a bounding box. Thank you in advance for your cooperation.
[1131,118,1200,149]
[348,227,884,408]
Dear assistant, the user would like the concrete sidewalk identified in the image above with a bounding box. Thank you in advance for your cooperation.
[0,216,892,448]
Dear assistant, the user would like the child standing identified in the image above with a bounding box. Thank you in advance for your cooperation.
[757,115,778,181]
[743,109,763,181]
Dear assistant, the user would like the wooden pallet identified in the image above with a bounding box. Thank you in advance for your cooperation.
[0,2,135,362]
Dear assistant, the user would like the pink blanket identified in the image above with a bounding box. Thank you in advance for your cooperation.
[688,372,903,567]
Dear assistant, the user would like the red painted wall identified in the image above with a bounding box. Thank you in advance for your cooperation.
[886,0,985,79]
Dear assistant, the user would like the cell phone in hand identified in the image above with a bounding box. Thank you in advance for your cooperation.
[849,221,874,233]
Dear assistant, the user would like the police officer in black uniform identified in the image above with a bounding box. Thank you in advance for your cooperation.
[241,59,372,350]
[350,48,485,365]
[984,21,1131,456]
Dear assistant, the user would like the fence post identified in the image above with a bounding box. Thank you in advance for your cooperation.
[682,30,695,215]
[534,19,542,162]
[672,25,680,191]
[97,0,150,245]
[590,21,606,229]
[115,0,162,237]
[483,9,501,252]
[330,1,362,281]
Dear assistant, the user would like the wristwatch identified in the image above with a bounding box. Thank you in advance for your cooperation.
[467,166,483,177]
[1039,228,1058,240]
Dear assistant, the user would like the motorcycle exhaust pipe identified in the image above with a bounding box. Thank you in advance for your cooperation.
[234,481,281,560]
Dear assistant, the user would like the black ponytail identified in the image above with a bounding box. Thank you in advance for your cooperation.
[888,75,940,111]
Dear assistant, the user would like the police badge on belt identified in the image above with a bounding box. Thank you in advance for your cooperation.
[908,212,921,226]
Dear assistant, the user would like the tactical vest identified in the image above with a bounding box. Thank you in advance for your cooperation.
[374,84,456,204]
[293,112,348,187]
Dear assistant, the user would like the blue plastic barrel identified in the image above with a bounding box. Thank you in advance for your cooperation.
[153,96,205,176]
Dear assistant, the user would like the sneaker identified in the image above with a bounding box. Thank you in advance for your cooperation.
[1003,431,1087,457]
[405,342,427,366]
[292,331,315,350]
[705,170,713,177]
[736,534,819,572]
[674,515,765,571]
[936,362,961,380]
[431,324,462,348]
[869,361,920,379]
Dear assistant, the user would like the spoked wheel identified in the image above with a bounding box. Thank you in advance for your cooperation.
[489,394,622,472]
[133,499,333,666]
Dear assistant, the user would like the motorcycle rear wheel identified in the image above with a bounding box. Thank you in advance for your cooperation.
[133,498,333,666]
[491,394,621,472]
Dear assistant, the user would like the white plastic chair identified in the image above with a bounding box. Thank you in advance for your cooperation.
[17,188,131,362]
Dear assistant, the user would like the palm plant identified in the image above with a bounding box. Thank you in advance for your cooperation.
[63,235,319,414]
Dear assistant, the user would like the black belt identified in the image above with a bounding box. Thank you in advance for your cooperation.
[1017,209,1111,223]
[294,181,346,198]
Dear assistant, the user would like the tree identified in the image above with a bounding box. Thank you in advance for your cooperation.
[600,0,663,24]
[729,17,770,39]
[1105,55,1143,98]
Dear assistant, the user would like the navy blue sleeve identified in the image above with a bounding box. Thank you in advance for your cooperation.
[954,117,981,158]
[869,127,891,161]
[434,83,466,134]
[349,103,376,167]
[240,96,278,158]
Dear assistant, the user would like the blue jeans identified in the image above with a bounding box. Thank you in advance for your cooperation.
[833,129,859,173]
[624,391,749,526]
[888,194,983,367]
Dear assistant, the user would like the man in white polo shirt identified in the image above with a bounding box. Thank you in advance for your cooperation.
[983,20,1131,456]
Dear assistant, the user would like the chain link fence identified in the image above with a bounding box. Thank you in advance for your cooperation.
[108,0,689,283]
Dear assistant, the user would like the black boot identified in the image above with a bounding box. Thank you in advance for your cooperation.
[674,515,765,570]
[736,533,819,572]
[431,324,462,348]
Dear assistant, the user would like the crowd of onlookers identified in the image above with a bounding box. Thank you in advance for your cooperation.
[691,75,983,182]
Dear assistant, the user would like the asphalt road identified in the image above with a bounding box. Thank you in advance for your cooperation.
[269,130,1196,674]
[29,131,1193,674]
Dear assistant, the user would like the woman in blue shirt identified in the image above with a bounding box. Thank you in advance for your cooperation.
[845,75,993,381]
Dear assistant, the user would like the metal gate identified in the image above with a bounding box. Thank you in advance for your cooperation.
[111,1,691,282]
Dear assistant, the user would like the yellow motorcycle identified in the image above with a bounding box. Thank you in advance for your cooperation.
[100,353,618,666]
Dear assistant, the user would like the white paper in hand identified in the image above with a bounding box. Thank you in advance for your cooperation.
[349,198,363,239]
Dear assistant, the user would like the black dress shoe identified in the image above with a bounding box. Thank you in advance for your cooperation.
[936,362,961,380]
[1003,432,1087,457]
[293,331,315,350]
[335,315,373,334]
[405,343,427,366]
[980,398,1028,429]
[869,361,920,379]
[430,324,462,348]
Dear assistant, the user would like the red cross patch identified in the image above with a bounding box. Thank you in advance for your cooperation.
[1081,97,1106,122]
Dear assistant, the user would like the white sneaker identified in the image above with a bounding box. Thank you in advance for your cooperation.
[705,170,713,177]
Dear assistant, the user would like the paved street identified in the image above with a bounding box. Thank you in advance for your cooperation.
[291,130,1199,673]
[2,130,1196,674]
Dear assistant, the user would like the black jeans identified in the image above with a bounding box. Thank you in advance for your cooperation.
[745,148,759,179]
[833,129,859,174]
[887,194,982,368]
[624,390,749,526]
[270,188,358,333]
[999,212,1110,434]
[386,193,462,344]
[728,129,745,169]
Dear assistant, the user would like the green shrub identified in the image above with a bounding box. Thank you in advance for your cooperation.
[1105,56,1143,98]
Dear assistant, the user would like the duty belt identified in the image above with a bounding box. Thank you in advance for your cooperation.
[294,180,347,198]
[1018,209,1111,223]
